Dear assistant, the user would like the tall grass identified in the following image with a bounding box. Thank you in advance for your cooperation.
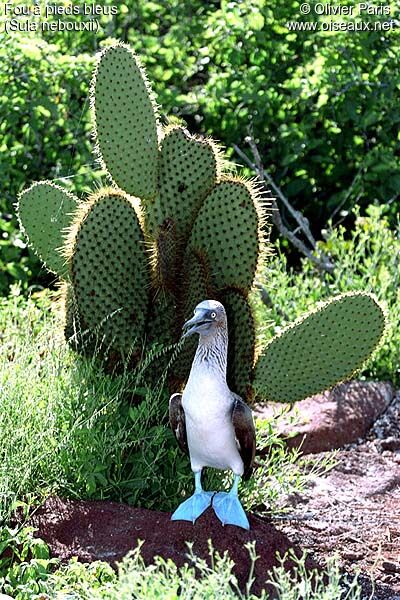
[0,290,322,523]
[0,290,191,520]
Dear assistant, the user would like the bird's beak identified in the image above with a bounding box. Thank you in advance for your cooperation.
[182,309,213,338]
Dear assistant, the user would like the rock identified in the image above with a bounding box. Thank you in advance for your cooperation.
[380,436,400,451]
[341,550,364,561]
[254,381,394,454]
[29,496,318,597]
[382,560,400,573]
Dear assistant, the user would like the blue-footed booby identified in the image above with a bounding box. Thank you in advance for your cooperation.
[169,299,256,530]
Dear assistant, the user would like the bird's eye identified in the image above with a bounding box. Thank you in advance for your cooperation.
[211,312,216,319]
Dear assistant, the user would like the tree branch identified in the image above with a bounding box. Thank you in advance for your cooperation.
[233,136,335,275]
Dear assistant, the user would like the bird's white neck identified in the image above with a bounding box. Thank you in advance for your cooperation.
[192,328,228,380]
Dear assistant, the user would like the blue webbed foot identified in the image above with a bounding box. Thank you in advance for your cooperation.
[171,490,213,523]
[212,491,250,530]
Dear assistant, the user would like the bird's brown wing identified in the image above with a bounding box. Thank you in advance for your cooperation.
[169,393,189,454]
[231,392,256,481]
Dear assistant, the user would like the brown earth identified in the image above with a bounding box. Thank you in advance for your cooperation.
[28,384,400,599]
[274,388,400,599]
[277,445,400,598]
[30,496,317,598]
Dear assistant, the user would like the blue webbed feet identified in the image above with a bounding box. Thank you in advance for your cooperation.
[212,477,250,531]
[171,472,250,529]
[212,492,249,530]
[171,490,213,523]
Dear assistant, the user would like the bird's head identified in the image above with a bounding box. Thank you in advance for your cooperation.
[182,299,227,339]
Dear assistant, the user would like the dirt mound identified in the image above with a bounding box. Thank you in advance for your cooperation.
[31,497,316,596]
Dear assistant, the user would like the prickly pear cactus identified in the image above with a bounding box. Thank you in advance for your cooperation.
[18,42,387,403]
[18,182,78,278]
[253,292,386,403]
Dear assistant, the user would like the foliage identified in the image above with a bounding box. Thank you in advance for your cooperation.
[181,1,399,230]
[254,204,400,385]
[267,549,362,600]
[1,2,399,294]
[0,33,94,293]
[0,525,58,598]
[0,538,362,600]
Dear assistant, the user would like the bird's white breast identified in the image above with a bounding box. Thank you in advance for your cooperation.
[182,363,244,475]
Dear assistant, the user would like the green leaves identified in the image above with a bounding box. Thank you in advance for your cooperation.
[1,35,93,292]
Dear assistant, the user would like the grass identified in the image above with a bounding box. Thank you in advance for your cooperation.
[0,289,190,520]
[0,528,363,600]
[0,287,327,524]
[267,550,362,600]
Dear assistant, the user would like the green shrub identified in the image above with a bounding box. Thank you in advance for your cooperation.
[255,204,399,385]
[0,525,58,598]
[0,34,94,293]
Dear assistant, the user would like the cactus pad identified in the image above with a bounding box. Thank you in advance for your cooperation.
[222,288,255,401]
[145,126,219,239]
[188,180,264,292]
[69,189,149,356]
[92,44,159,199]
[253,292,386,403]
[18,182,78,278]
